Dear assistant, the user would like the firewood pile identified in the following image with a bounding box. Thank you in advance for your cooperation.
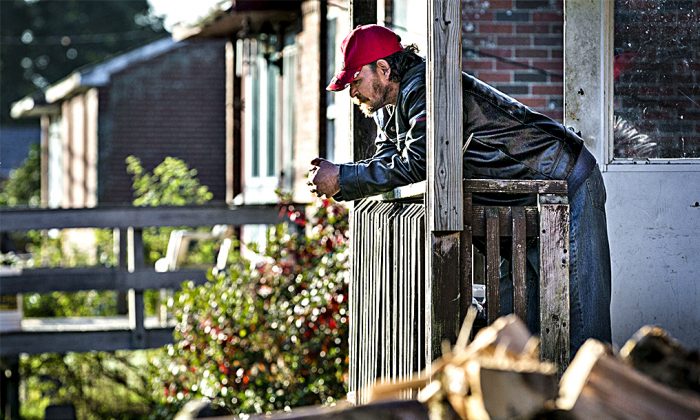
[243,311,699,420]
[367,310,700,420]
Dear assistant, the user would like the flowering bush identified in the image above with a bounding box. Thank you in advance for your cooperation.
[158,198,350,415]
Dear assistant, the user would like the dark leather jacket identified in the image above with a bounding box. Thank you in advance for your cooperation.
[336,62,593,201]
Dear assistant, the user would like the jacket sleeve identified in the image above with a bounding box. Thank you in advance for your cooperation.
[334,86,428,201]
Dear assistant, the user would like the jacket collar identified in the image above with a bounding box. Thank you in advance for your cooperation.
[374,61,425,134]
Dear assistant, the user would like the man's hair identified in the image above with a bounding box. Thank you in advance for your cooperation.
[369,44,423,82]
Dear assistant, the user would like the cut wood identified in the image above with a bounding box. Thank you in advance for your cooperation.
[369,312,558,419]
[449,358,557,420]
[558,339,700,419]
[620,325,700,394]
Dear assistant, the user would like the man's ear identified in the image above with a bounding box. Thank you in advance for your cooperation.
[376,59,391,79]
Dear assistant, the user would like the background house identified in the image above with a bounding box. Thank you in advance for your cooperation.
[11,37,227,208]
[173,0,350,207]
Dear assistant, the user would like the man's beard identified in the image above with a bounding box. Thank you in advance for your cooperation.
[354,100,375,118]
[352,80,388,118]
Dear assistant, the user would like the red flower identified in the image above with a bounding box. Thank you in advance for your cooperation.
[218,363,229,375]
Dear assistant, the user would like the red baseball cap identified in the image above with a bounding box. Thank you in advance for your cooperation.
[326,24,403,92]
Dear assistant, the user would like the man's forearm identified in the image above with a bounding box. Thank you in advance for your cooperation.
[336,153,426,201]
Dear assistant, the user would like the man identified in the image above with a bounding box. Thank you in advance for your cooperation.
[310,24,611,354]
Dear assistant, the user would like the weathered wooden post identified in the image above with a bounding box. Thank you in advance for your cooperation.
[425,0,464,360]
[117,228,129,314]
[128,227,146,348]
[0,356,20,420]
[539,194,571,373]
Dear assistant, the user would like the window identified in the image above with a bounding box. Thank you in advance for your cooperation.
[239,33,296,255]
[613,0,699,160]
[281,37,296,191]
[390,0,427,50]
[240,38,280,203]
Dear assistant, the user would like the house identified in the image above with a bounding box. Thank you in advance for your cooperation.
[169,0,568,207]
[173,0,350,207]
[11,37,228,208]
[175,0,699,351]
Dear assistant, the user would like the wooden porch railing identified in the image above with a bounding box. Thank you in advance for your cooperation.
[349,179,570,403]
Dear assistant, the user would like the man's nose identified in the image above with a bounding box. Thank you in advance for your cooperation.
[349,85,357,98]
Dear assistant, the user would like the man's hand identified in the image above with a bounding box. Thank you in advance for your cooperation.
[308,158,340,198]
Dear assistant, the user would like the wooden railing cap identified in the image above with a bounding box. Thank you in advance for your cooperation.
[372,179,568,203]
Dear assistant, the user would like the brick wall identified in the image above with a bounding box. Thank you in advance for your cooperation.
[462,0,564,121]
[98,39,226,205]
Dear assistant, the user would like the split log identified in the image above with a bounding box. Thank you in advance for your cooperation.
[368,314,542,401]
[446,357,558,420]
[370,313,558,419]
[619,325,700,394]
[557,339,700,419]
[452,314,540,362]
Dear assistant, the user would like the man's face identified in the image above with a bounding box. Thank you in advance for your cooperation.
[349,64,392,117]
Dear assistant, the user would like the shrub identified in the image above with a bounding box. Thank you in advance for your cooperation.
[158,198,350,415]
[126,155,217,316]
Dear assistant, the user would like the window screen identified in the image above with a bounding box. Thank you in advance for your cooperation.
[613,0,699,159]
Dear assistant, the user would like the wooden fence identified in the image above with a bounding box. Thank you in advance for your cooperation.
[0,205,282,417]
[349,179,571,403]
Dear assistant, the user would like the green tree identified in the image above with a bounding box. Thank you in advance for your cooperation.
[0,143,40,207]
[0,0,166,125]
[126,155,215,267]
[126,155,213,208]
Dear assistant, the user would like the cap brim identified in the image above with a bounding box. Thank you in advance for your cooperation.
[326,67,360,91]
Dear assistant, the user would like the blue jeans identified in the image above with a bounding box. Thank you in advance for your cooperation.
[499,166,612,356]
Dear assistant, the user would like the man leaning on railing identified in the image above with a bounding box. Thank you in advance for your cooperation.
[308,24,611,355]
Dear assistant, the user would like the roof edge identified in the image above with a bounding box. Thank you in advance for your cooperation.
[43,37,179,104]
[45,73,83,104]
[10,96,60,119]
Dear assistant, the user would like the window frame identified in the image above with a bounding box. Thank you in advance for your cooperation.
[240,38,281,204]
[47,114,63,208]
[563,0,700,172]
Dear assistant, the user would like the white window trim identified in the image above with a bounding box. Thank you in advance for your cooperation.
[563,0,699,172]
[47,115,63,209]
[281,43,296,192]
[243,41,279,204]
